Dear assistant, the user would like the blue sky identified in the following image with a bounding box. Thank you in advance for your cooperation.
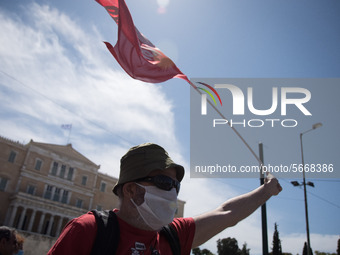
[0,0,339,254]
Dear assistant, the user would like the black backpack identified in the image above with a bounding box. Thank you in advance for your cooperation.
[90,210,181,255]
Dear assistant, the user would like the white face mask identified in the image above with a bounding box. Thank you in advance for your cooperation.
[131,183,178,230]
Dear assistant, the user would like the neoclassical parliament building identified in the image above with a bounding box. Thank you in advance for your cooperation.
[0,135,185,240]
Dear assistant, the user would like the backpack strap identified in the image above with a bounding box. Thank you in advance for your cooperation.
[90,210,120,255]
[160,224,181,255]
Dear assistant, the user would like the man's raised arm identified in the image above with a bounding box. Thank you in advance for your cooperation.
[192,175,282,248]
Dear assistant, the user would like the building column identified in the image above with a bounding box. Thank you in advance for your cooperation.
[46,215,54,236]
[17,207,27,230]
[55,216,64,237]
[27,209,37,232]
[37,212,46,234]
[7,205,18,227]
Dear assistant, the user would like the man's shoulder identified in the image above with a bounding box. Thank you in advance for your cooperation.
[170,217,195,232]
[168,217,196,254]
[66,211,98,232]
[172,217,195,226]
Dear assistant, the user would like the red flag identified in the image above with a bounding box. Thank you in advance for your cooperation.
[96,0,192,84]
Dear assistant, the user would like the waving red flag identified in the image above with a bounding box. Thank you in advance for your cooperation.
[95,0,267,167]
[96,0,191,84]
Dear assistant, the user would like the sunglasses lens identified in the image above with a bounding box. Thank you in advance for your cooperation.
[136,175,180,193]
[153,175,180,193]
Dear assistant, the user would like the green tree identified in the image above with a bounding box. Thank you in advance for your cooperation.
[193,248,201,255]
[192,247,215,255]
[217,238,240,255]
[303,242,313,255]
[201,249,215,255]
[337,238,340,255]
[315,252,336,255]
[240,242,250,255]
[272,223,282,255]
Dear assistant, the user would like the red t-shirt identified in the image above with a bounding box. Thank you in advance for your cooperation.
[47,210,196,255]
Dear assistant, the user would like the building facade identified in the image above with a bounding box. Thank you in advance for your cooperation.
[0,135,185,239]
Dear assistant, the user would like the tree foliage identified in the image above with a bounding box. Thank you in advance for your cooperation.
[217,238,239,255]
[192,247,215,255]
[315,251,336,255]
[303,242,313,255]
[216,238,249,255]
[240,243,250,255]
[272,223,282,255]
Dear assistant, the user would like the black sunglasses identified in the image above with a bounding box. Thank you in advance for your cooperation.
[135,175,180,194]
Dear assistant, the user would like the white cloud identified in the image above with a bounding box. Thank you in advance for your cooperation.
[0,3,180,174]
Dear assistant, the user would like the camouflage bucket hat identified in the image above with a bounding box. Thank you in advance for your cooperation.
[112,143,185,195]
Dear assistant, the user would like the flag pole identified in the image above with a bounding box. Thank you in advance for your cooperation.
[67,125,72,144]
[188,80,263,166]
[259,142,269,255]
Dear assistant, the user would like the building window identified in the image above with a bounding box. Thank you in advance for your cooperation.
[34,159,42,171]
[61,190,69,204]
[100,182,106,192]
[81,176,87,186]
[27,185,36,195]
[0,178,9,191]
[51,162,58,176]
[59,165,66,178]
[8,151,16,163]
[75,199,83,208]
[53,188,61,201]
[44,185,53,199]
[67,167,74,181]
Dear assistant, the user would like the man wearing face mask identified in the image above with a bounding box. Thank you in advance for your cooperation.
[48,143,282,255]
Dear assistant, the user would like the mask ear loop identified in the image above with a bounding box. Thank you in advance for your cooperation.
[129,183,146,207]
[134,182,147,193]
[130,183,154,229]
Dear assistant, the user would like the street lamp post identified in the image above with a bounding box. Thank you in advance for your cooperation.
[292,122,322,255]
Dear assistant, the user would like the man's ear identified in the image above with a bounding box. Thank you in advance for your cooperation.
[123,183,145,206]
[122,182,136,199]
